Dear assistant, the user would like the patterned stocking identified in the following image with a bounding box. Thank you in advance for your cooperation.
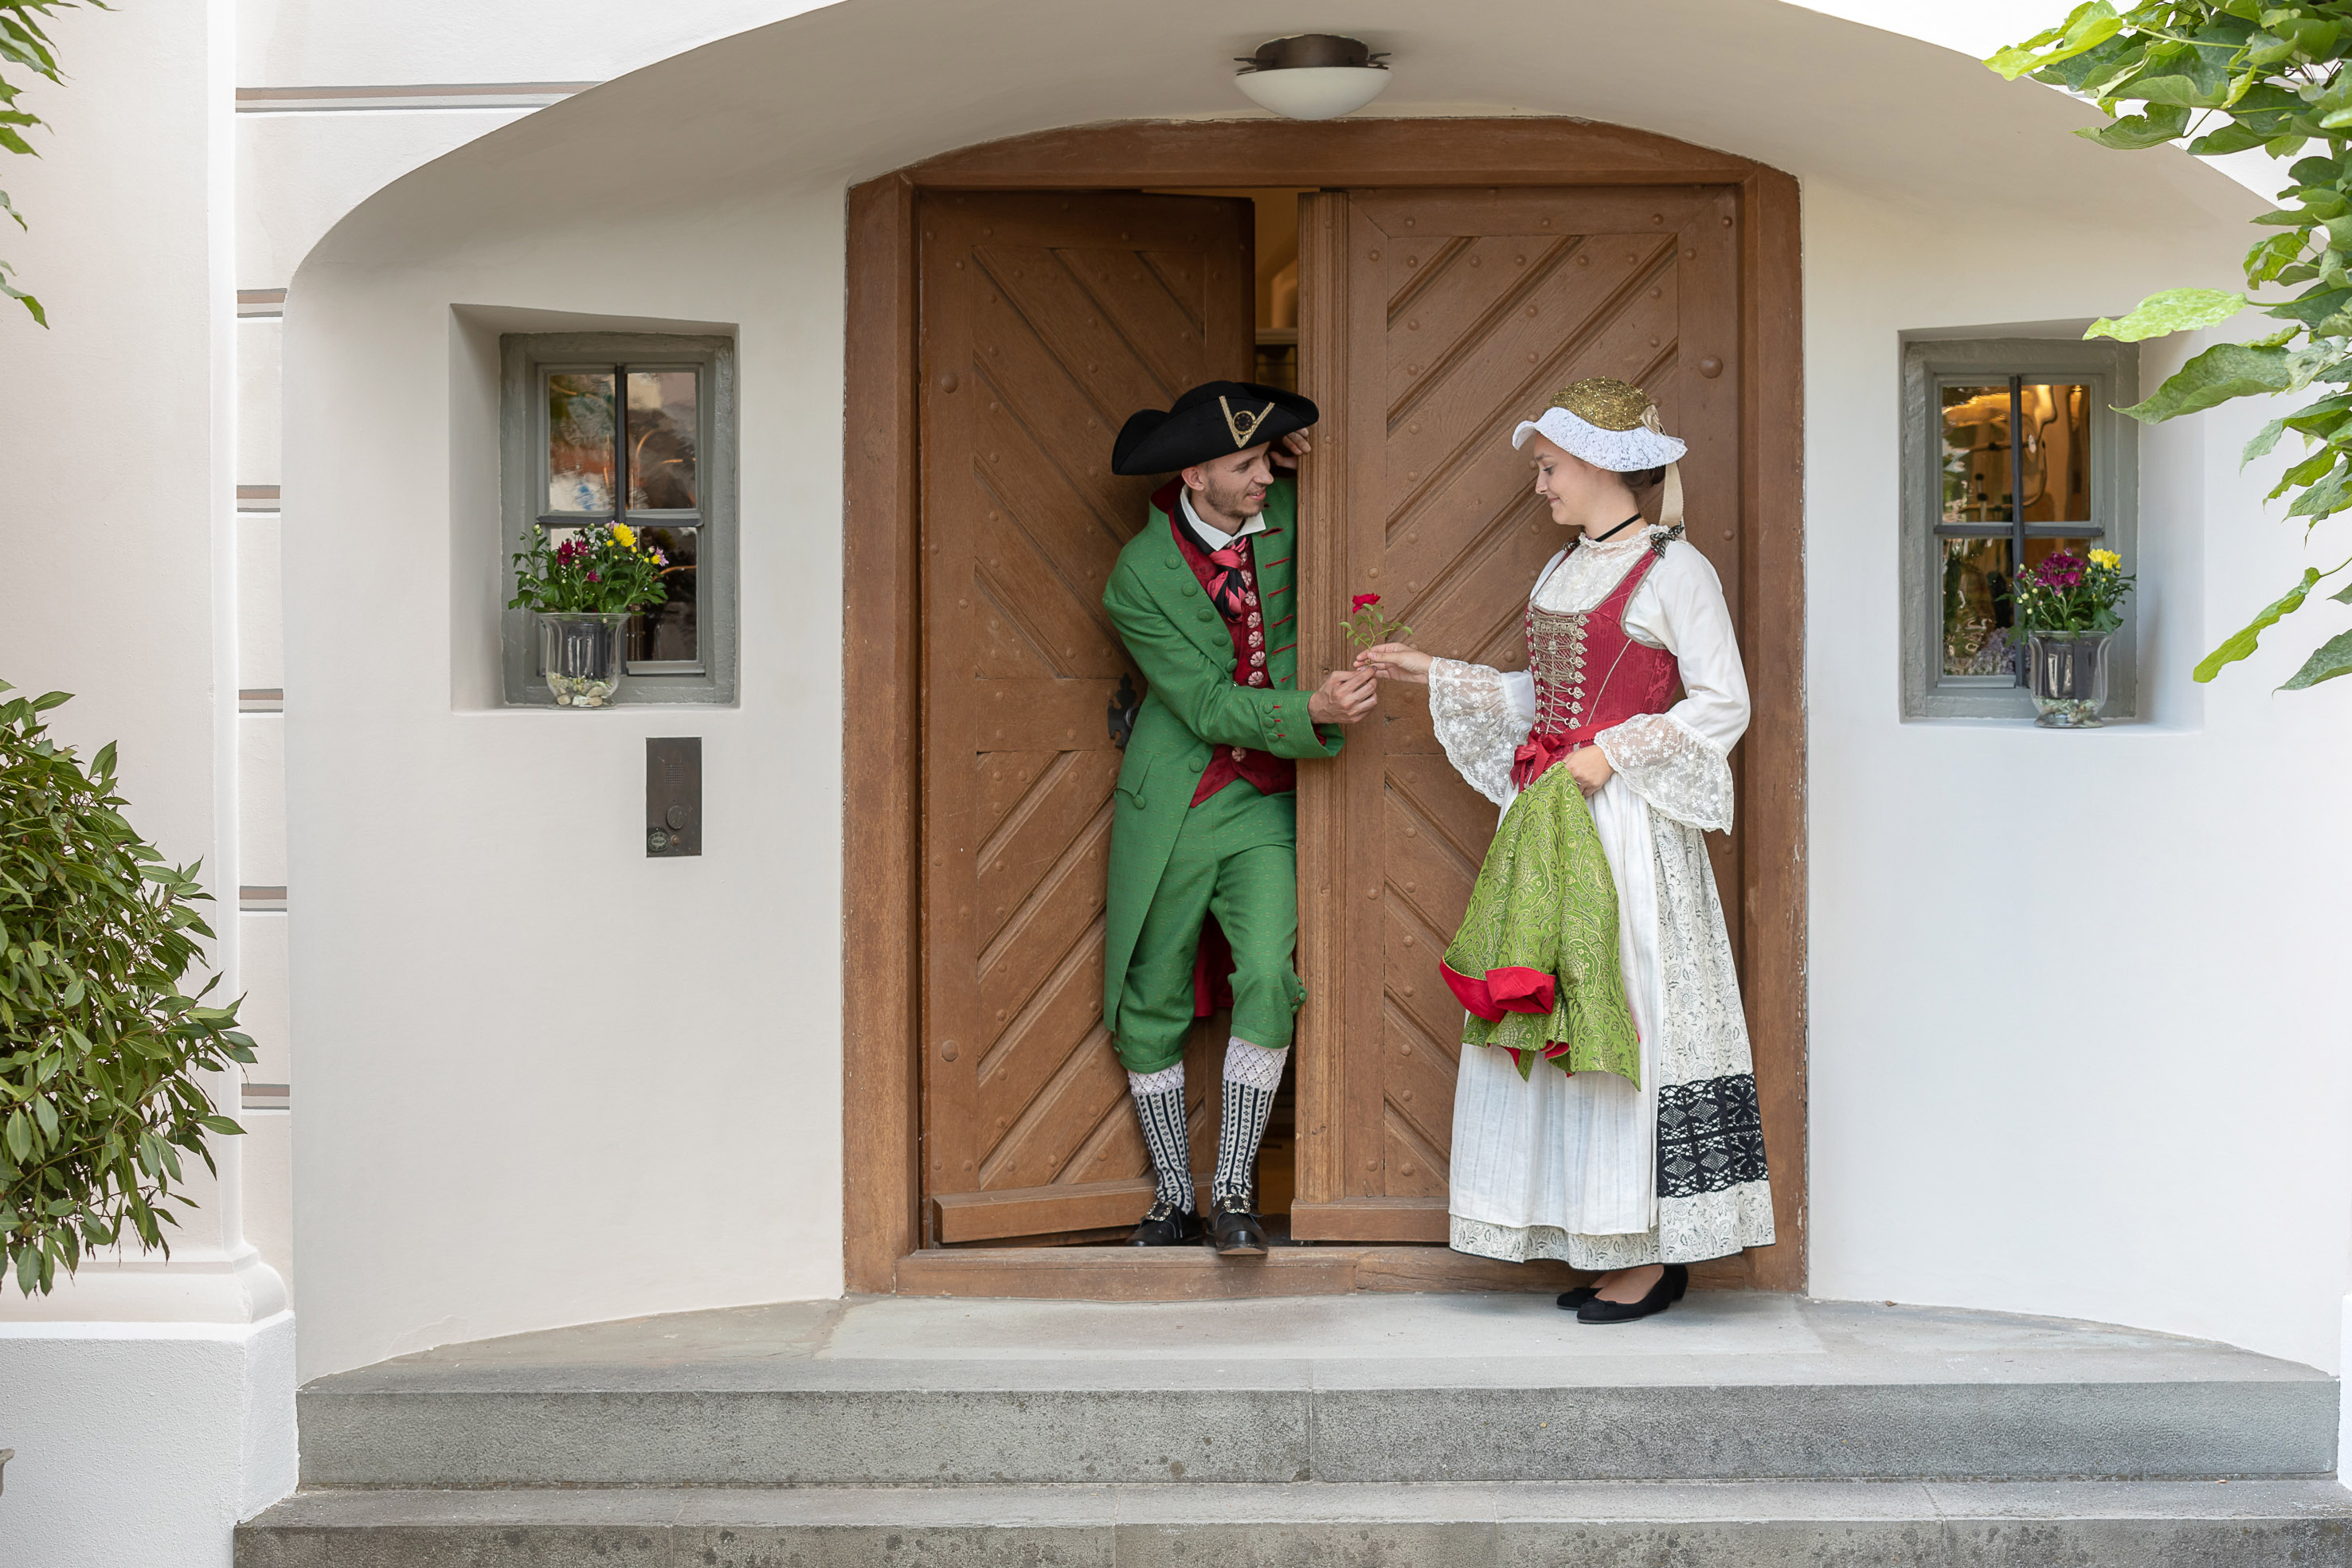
[1213,1037,1289,1210]
[1126,1062,1195,1214]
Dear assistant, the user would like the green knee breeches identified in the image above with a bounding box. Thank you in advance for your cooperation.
[1113,784,1304,1074]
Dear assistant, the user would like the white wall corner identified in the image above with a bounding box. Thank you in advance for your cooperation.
[2340,1291,2351,1491]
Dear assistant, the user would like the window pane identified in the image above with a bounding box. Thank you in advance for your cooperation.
[547,373,616,513]
[1941,385,2013,525]
[1940,534,2097,678]
[627,370,699,510]
[2018,382,2091,522]
[627,525,698,665]
[1940,534,2017,678]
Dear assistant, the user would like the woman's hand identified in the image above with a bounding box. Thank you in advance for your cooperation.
[1356,642,1431,685]
[1270,430,1312,471]
[1564,744,1614,796]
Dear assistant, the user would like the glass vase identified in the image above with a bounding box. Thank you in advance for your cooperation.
[2021,630,2111,729]
[536,611,633,708]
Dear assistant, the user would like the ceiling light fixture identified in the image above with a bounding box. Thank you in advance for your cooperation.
[1233,34,1391,122]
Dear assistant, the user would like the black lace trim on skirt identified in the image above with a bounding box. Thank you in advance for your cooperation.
[1657,1073,1767,1198]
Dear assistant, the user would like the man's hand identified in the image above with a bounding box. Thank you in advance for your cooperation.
[1270,429,1312,471]
[1307,667,1378,725]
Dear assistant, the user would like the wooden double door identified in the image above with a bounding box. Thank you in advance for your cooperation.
[913,182,1755,1267]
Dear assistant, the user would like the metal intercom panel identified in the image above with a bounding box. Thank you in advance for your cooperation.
[646,737,702,857]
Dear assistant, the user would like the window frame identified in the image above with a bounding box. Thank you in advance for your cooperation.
[499,331,738,706]
[1900,335,2139,721]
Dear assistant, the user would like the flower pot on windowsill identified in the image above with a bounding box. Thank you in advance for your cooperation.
[2021,628,2114,728]
[536,610,636,708]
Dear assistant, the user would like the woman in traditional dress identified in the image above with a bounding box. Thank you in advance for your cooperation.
[1358,377,1773,1324]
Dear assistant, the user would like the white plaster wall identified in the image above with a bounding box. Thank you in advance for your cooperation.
[1802,183,2352,1374]
[266,0,2351,1381]
[0,1317,297,1567]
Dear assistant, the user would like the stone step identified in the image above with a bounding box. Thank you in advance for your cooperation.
[237,1480,2352,1566]
[295,1294,2340,1488]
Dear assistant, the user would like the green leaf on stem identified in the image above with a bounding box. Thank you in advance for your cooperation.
[2278,628,2352,689]
[2086,287,2245,341]
[2194,565,2334,681]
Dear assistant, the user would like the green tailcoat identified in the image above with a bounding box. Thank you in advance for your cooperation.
[1099,479,1344,1046]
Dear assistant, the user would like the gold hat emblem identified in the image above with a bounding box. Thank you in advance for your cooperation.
[1548,377,1654,432]
[1220,395,1274,449]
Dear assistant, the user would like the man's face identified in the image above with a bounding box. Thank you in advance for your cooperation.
[1183,444,1274,526]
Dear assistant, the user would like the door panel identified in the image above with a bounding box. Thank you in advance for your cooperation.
[1293,186,1746,1257]
[918,191,1254,1245]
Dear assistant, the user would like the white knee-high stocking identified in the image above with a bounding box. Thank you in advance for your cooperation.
[1213,1037,1289,1210]
[1126,1062,1195,1214]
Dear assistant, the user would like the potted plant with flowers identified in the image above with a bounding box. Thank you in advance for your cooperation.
[2012,547,2133,728]
[507,522,671,707]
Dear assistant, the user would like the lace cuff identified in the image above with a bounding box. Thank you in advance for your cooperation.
[1428,658,1530,807]
[1595,714,1735,831]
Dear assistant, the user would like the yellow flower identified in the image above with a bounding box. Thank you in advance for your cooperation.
[611,522,636,549]
[2089,548,2120,569]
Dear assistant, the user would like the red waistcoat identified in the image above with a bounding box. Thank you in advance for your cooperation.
[1512,545,1681,792]
[1155,479,1297,807]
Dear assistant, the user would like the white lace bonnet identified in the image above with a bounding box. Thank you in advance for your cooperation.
[1511,377,1686,527]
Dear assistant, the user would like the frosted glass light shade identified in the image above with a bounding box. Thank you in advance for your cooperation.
[1234,65,1391,121]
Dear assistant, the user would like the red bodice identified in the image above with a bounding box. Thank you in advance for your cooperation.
[1512,546,1679,791]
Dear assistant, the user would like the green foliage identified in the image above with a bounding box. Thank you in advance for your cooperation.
[0,681,252,1296]
[1,0,108,327]
[508,521,675,614]
[1991,2,2352,687]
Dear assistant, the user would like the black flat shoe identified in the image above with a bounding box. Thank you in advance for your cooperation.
[1576,1263,1688,1324]
[1126,1200,1202,1246]
[1208,1197,1268,1257]
[1554,1286,1599,1311]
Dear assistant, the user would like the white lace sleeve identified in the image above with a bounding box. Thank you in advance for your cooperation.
[1427,657,1535,807]
[1594,714,1735,831]
[1598,540,1747,832]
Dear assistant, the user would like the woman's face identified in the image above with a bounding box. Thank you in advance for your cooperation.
[1527,433,1606,526]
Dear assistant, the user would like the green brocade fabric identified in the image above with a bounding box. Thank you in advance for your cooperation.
[1441,765,1642,1085]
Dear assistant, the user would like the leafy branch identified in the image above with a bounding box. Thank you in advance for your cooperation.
[1990,1,2352,689]
[1,0,108,327]
[1,681,252,1296]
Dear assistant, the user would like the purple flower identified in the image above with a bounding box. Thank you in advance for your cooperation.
[2033,553,2086,590]
[586,571,601,583]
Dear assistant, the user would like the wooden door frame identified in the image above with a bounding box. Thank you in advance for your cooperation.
[843,117,1806,1296]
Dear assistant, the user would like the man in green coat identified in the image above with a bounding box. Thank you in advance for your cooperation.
[1102,381,1377,1254]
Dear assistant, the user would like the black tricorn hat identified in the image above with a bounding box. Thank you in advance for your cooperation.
[1111,381,1320,476]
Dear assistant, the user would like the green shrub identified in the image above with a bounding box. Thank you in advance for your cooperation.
[0,680,252,1294]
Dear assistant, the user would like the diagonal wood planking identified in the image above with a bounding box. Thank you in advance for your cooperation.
[919,193,1253,1239]
[1300,187,1747,1256]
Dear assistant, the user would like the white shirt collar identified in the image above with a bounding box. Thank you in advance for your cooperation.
[1180,489,1266,552]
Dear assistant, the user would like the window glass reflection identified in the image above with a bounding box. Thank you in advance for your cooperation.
[547,373,616,513]
[628,525,698,665]
[1940,534,2096,678]
[627,371,699,510]
[1942,382,2092,525]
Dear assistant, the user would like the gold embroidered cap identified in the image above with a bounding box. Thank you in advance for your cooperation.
[1512,376,1689,528]
[1111,380,1321,476]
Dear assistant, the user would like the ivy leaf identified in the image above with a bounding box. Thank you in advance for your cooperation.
[1987,2,2122,80]
[2194,566,2332,681]
[2119,342,2295,421]
[2278,628,2352,689]
[2077,103,2194,149]
[2086,287,2246,341]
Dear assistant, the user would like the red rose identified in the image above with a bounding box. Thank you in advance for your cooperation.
[1351,593,1381,612]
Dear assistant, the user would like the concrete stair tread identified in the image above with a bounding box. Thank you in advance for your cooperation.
[295,1294,2342,1488]
[250,1479,2352,1528]
[237,1481,2352,1566]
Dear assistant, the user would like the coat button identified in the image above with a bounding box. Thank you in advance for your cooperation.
[1189,757,1203,772]
[1196,608,1212,622]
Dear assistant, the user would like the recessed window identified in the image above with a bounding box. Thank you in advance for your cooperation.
[501,334,735,705]
[1901,339,2137,719]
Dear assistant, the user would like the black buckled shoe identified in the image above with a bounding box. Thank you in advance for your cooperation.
[1575,1263,1688,1324]
[1208,1196,1268,1257]
[1126,1199,1203,1246]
